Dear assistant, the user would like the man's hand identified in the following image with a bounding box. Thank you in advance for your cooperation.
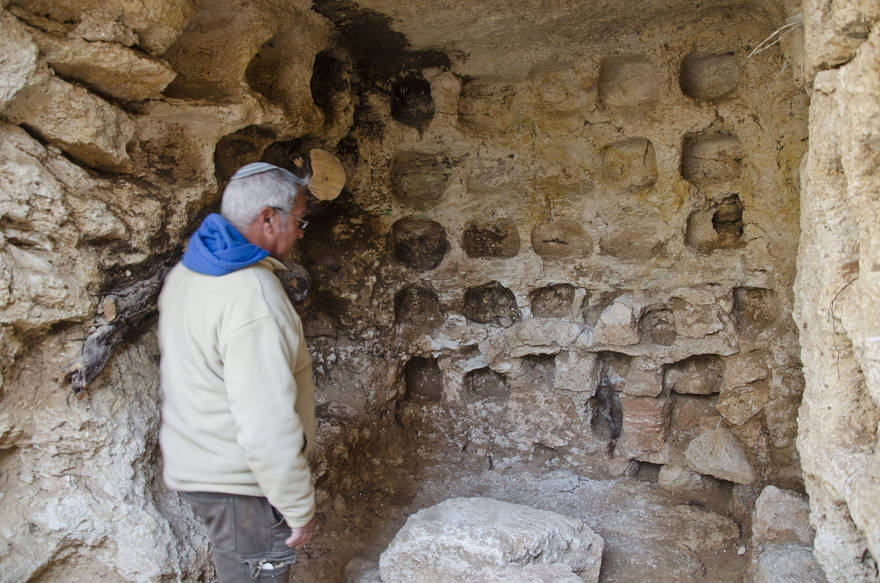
[285,515,317,549]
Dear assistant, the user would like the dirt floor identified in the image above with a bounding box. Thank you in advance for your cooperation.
[292,416,752,582]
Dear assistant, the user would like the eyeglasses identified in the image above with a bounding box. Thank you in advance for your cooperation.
[272,207,308,230]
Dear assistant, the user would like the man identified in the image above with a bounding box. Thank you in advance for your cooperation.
[158,162,317,582]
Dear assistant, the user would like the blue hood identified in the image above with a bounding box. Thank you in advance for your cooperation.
[182,213,268,276]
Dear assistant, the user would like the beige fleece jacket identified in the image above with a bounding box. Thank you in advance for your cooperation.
[158,257,316,527]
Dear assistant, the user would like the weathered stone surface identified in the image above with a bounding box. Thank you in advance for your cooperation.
[378,497,604,583]
[717,379,770,425]
[754,545,829,583]
[601,137,658,190]
[592,295,641,346]
[658,464,720,497]
[530,283,579,318]
[0,10,42,110]
[680,52,739,101]
[390,152,452,209]
[458,78,518,134]
[475,562,585,582]
[794,25,880,579]
[754,485,815,546]
[463,281,521,327]
[8,0,199,55]
[30,29,176,101]
[529,65,593,114]
[462,218,520,258]
[670,288,733,339]
[598,56,658,111]
[619,394,671,453]
[531,220,592,259]
[554,350,597,393]
[485,319,581,368]
[803,0,876,83]
[664,354,723,395]
[389,217,449,271]
[395,284,444,334]
[464,367,508,400]
[686,194,746,253]
[639,307,676,346]
[404,356,444,401]
[723,350,770,388]
[733,286,777,339]
[685,426,756,484]
[609,358,663,397]
[3,75,135,171]
[681,134,743,185]
[598,211,672,262]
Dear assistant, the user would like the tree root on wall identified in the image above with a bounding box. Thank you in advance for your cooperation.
[64,262,312,396]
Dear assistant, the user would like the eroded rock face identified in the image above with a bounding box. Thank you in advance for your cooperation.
[378,497,604,583]
[2,0,873,581]
[794,7,880,580]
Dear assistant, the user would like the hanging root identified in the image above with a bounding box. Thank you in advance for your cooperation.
[748,12,803,59]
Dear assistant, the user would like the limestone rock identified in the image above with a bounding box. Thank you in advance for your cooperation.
[475,562,585,582]
[619,394,671,453]
[598,56,658,111]
[753,485,815,546]
[658,464,718,496]
[343,558,382,583]
[30,29,176,101]
[458,78,519,134]
[3,75,134,171]
[754,544,829,583]
[0,9,42,110]
[680,52,739,101]
[717,379,770,425]
[531,220,592,259]
[592,295,641,346]
[670,288,733,339]
[664,355,723,395]
[722,350,770,388]
[554,351,598,393]
[378,497,604,583]
[600,138,658,191]
[390,152,451,209]
[9,0,199,55]
[685,427,756,484]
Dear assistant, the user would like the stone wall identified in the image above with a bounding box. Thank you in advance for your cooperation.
[0,0,873,581]
[794,1,880,581]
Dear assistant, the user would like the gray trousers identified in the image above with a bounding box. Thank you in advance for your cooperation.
[182,492,297,583]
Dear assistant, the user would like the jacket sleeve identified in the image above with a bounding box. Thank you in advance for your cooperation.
[220,315,315,527]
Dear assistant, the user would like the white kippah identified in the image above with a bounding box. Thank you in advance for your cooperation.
[231,162,309,185]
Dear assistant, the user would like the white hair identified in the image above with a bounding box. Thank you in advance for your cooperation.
[220,167,309,230]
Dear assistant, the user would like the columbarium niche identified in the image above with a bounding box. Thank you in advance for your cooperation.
[462,218,520,258]
[5,1,878,582]
[394,284,444,334]
[529,283,579,318]
[681,133,744,185]
[390,151,452,209]
[388,216,449,270]
[680,52,740,101]
[462,281,521,327]
[404,356,444,401]
[597,56,658,111]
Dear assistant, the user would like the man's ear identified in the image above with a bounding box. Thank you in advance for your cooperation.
[256,206,276,233]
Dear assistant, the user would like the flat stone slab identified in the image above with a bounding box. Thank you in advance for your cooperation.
[379,497,604,583]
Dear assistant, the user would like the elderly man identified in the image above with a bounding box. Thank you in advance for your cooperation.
[158,162,316,582]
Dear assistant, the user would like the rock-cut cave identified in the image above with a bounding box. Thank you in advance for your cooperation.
[0,0,878,581]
